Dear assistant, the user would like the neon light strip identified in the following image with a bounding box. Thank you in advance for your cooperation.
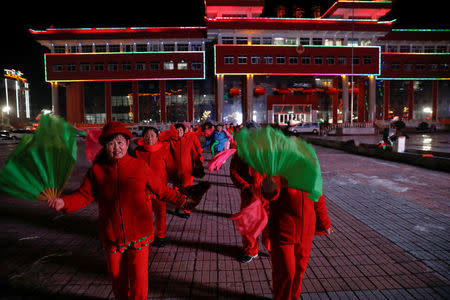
[45,51,205,55]
[207,16,388,23]
[377,77,450,80]
[15,81,19,118]
[4,78,9,113]
[25,88,30,118]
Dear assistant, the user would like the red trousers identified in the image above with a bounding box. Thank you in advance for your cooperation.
[270,238,313,300]
[104,246,149,300]
[152,198,166,238]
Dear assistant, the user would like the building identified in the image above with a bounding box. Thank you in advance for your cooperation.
[30,0,450,127]
[1,69,31,128]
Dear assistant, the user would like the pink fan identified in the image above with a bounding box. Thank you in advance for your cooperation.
[231,198,268,240]
[208,148,236,172]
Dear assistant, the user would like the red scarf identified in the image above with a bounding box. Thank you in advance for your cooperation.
[135,138,165,152]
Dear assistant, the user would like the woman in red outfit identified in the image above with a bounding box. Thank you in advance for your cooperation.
[47,121,200,300]
[132,126,170,247]
[160,123,204,219]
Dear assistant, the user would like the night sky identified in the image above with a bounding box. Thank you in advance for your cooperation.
[0,0,448,114]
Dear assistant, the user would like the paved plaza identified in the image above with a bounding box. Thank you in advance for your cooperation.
[0,137,449,299]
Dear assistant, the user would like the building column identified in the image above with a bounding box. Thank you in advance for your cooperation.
[432,80,438,121]
[187,80,194,122]
[160,81,166,123]
[383,80,390,120]
[132,81,139,123]
[342,75,349,122]
[105,82,112,123]
[216,75,224,122]
[357,77,365,122]
[244,74,254,123]
[51,82,59,115]
[408,80,414,120]
[368,75,376,122]
[332,77,338,124]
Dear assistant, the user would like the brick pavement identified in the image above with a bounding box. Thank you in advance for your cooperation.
[0,141,449,299]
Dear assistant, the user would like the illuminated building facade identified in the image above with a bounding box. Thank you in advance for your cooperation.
[30,0,450,126]
[1,69,31,126]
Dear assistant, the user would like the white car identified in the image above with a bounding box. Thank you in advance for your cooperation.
[288,123,320,134]
[9,129,35,140]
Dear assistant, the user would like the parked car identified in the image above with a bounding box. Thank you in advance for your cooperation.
[288,122,320,135]
[0,131,13,140]
[9,129,35,140]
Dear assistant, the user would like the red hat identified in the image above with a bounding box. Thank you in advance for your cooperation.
[99,121,133,145]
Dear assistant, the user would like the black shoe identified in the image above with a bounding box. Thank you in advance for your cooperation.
[153,237,166,247]
[239,254,258,263]
[175,210,191,219]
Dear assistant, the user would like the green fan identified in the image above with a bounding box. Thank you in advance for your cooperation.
[234,126,322,202]
[0,113,86,202]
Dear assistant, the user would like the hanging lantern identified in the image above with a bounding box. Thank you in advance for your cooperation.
[254,87,266,97]
[302,88,316,94]
[228,88,241,97]
[326,87,338,95]
[349,88,359,94]
[278,88,290,95]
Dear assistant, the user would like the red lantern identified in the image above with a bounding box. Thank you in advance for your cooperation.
[326,87,338,94]
[228,88,241,97]
[302,88,316,94]
[278,88,290,95]
[254,87,266,96]
[349,88,359,94]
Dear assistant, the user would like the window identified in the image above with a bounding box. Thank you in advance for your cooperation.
[262,37,272,45]
[429,64,438,71]
[274,37,285,45]
[109,45,120,52]
[335,38,344,46]
[150,62,160,70]
[326,56,335,64]
[424,46,435,53]
[54,46,65,53]
[312,38,323,45]
[136,44,148,52]
[437,46,447,53]
[251,56,260,64]
[222,37,234,44]
[412,46,422,53]
[94,63,104,71]
[52,64,63,72]
[80,63,90,72]
[363,56,372,65]
[388,46,398,52]
[136,62,146,71]
[289,56,298,64]
[69,46,78,53]
[238,55,247,64]
[251,37,261,45]
[348,39,358,46]
[124,44,133,52]
[286,38,297,45]
[416,64,425,71]
[224,55,234,64]
[276,56,286,64]
[150,44,160,51]
[302,56,311,64]
[108,62,118,71]
[440,64,449,71]
[236,37,248,44]
[177,44,189,51]
[81,45,93,53]
[325,39,334,46]
[67,64,76,72]
[192,61,202,70]
[314,56,323,65]
[352,56,360,65]
[391,63,400,71]
[122,62,132,71]
[191,44,202,51]
[400,45,410,53]
[361,39,372,46]
[300,38,310,45]
[338,56,346,64]
[264,56,273,64]
[163,44,175,51]
[96,45,107,53]
[164,61,174,70]
[404,63,413,71]
[177,61,188,70]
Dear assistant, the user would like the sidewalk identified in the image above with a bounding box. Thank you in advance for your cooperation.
[0,145,449,299]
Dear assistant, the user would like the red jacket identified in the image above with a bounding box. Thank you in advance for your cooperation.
[62,153,185,252]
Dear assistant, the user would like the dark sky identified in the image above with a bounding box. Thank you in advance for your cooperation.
[1,0,448,113]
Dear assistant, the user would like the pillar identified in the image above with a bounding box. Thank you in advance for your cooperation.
[187,80,194,122]
[432,80,438,121]
[342,75,349,122]
[132,81,139,123]
[332,77,338,124]
[383,80,390,120]
[244,74,254,123]
[105,82,112,123]
[357,77,365,122]
[51,82,59,115]
[216,75,224,122]
[368,76,376,122]
[160,81,166,123]
[408,80,414,120]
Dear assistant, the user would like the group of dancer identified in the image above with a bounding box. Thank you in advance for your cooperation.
[46,119,332,300]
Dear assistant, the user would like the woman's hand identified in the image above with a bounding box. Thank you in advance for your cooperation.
[47,198,65,211]
[326,227,333,234]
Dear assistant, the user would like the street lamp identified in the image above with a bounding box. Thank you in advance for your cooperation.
[1,106,10,126]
